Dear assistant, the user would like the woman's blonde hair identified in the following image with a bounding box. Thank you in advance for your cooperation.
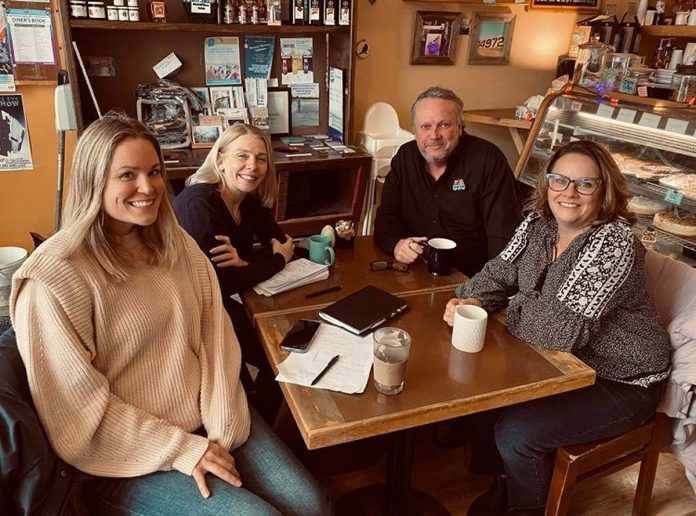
[529,140,636,226]
[185,123,277,208]
[61,112,184,279]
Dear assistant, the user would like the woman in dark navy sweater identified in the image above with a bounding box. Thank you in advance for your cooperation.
[175,123,294,423]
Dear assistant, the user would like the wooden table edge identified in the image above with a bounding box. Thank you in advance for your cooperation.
[288,355,595,450]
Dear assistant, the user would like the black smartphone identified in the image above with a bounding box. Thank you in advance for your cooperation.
[279,319,321,353]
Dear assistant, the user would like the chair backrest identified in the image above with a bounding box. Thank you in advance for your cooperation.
[362,102,401,137]
[644,250,696,351]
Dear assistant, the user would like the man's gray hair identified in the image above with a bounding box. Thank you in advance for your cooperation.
[410,86,464,128]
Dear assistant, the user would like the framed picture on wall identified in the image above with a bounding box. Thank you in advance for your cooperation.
[468,12,516,66]
[411,11,462,65]
[530,0,602,13]
[191,124,222,149]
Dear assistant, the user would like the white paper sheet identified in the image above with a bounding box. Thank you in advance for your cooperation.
[276,324,373,394]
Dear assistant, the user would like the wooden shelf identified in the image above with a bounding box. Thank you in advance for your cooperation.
[69,20,350,34]
[641,25,696,38]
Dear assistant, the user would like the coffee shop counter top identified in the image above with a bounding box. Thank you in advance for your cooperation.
[254,290,596,450]
[241,236,467,324]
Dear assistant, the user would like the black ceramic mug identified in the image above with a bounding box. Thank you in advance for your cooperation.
[418,238,457,276]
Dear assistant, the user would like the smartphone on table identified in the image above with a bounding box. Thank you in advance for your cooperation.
[279,319,321,353]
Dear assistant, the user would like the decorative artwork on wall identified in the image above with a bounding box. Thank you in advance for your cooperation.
[467,12,516,66]
[411,11,462,65]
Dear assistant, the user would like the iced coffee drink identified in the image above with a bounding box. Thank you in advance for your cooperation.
[373,327,411,395]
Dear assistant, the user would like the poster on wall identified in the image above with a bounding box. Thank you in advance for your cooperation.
[6,8,56,65]
[0,4,15,91]
[0,93,32,171]
[204,37,242,86]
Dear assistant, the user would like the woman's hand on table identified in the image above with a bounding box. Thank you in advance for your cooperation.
[272,234,295,264]
[443,297,483,326]
[394,237,427,264]
[192,441,242,498]
[210,235,249,268]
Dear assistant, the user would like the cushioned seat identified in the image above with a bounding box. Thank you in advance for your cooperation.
[0,328,79,515]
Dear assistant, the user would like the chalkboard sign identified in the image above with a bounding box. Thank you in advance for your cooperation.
[530,0,602,13]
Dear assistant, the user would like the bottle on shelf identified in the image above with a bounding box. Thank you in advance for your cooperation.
[338,0,349,26]
[654,0,665,24]
[309,0,321,25]
[257,0,268,24]
[147,0,166,22]
[617,10,641,53]
[222,0,239,23]
[323,0,335,25]
[293,0,307,25]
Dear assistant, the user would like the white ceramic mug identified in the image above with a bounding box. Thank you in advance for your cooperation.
[451,304,488,353]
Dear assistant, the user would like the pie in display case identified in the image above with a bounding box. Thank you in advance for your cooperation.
[514,85,696,262]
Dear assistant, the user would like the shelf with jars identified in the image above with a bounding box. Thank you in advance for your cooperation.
[69,19,349,33]
[58,0,364,237]
[515,85,696,261]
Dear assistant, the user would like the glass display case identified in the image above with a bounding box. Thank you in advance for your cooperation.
[515,85,696,262]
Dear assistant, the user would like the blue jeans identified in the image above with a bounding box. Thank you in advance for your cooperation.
[82,408,332,515]
[470,378,663,510]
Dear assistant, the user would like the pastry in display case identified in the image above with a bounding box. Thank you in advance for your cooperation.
[515,85,696,262]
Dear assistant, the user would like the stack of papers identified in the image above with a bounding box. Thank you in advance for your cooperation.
[276,324,373,394]
[253,258,329,296]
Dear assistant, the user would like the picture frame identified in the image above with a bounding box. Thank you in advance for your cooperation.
[530,0,602,13]
[191,87,212,115]
[468,12,516,66]
[411,11,462,65]
[209,86,234,114]
[267,87,291,136]
[191,124,222,149]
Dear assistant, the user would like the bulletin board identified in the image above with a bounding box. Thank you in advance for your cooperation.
[4,0,59,82]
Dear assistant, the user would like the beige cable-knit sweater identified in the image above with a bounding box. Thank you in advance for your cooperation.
[9,229,250,478]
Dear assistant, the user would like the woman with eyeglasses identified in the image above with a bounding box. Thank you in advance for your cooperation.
[443,140,670,516]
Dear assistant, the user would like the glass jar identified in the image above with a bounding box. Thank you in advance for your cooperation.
[87,1,106,19]
[619,66,654,94]
[672,64,696,102]
[600,52,637,92]
[128,6,139,20]
[106,5,118,20]
[573,37,615,91]
[117,5,129,20]
[69,0,88,18]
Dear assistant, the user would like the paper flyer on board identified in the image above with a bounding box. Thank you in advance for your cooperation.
[0,5,15,92]
[328,67,343,142]
[280,37,314,85]
[204,37,242,86]
[244,35,275,79]
[0,94,32,171]
[6,8,55,65]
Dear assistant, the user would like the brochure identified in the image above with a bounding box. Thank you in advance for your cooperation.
[244,36,275,80]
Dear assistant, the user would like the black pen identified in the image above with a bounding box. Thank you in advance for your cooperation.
[305,285,343,299]
[311,355,340,386]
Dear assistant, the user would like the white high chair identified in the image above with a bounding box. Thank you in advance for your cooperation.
[359,102,414,235]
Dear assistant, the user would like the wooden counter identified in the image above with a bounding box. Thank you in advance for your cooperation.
[462,108,532,157]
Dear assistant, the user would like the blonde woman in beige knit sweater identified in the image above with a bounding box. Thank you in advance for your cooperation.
[10,114,330,515]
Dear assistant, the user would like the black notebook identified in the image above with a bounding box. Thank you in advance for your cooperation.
[317,285,409,335]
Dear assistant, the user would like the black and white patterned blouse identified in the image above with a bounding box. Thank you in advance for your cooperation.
[457,212,671,387]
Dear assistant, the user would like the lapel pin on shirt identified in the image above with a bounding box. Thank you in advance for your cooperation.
[452,179,466,192]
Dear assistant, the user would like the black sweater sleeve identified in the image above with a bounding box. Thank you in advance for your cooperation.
[174,186,286,296]
[373,149,410,256]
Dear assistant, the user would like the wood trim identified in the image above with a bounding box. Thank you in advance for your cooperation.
[70,19,350,34]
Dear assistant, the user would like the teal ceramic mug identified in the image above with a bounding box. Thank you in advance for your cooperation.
[309,234,335,265]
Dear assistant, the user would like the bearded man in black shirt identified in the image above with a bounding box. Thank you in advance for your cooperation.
[374,86,522,277]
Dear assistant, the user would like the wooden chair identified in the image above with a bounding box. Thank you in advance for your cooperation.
[546,250,696,515]
[545,406,669,516]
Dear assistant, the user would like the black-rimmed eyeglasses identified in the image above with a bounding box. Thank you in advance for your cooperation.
[369,260,410,273]
[545,173,603,195]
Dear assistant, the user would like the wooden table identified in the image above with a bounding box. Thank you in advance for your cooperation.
[254,290,595,514]
[461,108,532,157]
[242,236,467,324]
